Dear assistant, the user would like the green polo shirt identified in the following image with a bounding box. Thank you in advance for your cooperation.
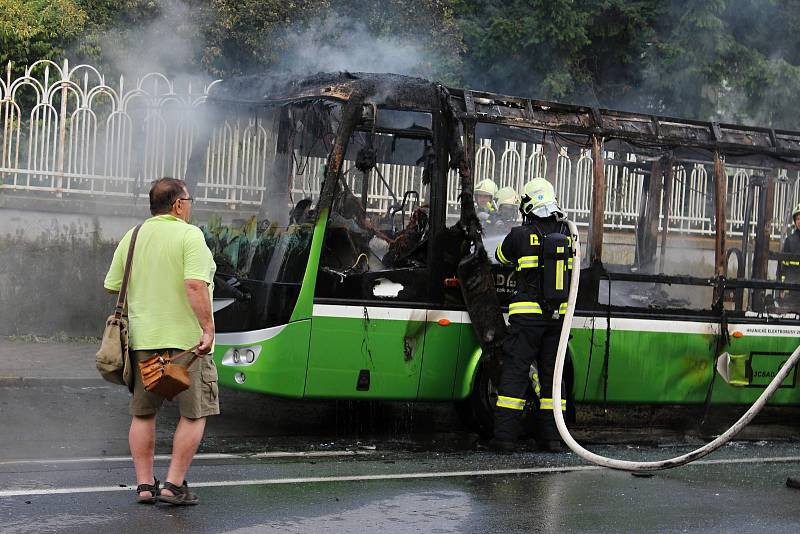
[104,215,216,351]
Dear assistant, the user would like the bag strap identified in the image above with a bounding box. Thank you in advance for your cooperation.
[171,344,203,368]
[114,224,143,319]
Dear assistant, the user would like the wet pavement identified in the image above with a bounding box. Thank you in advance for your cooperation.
[1,338,800,533]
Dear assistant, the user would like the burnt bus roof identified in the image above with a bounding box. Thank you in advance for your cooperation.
[208,71,444,112]
[209,71,800,162]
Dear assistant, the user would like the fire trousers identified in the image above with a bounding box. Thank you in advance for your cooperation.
[494,315,564,441]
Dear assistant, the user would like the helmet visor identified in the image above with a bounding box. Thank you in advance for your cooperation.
[531,202,564,218]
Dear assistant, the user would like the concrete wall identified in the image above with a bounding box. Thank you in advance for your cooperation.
[0,193,256,336]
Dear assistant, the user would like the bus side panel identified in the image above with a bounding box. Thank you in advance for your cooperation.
[214,319,311,398]
[713,330,800,404]
[572,328,716,403]
[417,311,464,400]
[571,322,800,404]
[305,312,425,399]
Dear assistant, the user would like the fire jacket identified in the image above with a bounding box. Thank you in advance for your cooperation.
[782,229,800,282]
[494,215,570,318]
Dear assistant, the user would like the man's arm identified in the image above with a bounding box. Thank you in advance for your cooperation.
[185,279,214,354]
[495,230,517,265]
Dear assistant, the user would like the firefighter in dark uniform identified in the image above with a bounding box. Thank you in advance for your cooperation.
[491,178,573,452]
[779,203,800,312]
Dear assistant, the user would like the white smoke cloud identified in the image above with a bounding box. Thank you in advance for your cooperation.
[97,0,202,79]
[275,13,430,77]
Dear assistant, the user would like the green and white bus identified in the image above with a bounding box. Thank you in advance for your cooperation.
[197,72,800,435]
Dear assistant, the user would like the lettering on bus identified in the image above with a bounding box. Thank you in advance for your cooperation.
[748,352,797,388]
[741,326,800,336]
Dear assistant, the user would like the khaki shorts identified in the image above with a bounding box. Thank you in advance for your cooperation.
[130,349,220,419]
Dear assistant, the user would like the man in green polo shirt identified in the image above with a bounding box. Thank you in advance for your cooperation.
[104,177,217,506]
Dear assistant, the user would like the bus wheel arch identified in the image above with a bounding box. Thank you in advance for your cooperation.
[455,346,576,438]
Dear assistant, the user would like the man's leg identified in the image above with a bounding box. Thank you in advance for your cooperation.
[129,415,157,497]
[494,318,543,444]
[161,416,206,496]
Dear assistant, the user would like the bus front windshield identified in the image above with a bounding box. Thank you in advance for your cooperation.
[204,100,342,332]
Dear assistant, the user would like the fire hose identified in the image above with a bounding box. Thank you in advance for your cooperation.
[551,219,800,471]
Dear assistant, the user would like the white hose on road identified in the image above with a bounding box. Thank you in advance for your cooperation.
[551,219,800,471]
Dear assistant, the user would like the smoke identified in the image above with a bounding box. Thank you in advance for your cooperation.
[274,13,430,78]
[94,0,203,80]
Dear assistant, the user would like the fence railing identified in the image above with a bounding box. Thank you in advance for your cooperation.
[2,61,798,239]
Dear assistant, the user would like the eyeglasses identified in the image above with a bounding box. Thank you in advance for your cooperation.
[172,196,194,205]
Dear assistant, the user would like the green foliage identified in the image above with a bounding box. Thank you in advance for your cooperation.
[0,0,87,73]
[451,0,800,128]
[8,0,800,128]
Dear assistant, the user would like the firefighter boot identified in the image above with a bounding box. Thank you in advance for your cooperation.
[536,417,563,452]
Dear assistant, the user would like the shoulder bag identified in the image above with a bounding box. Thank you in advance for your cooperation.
[95,225,142,389]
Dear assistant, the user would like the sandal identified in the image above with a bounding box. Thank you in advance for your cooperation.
[135,478,160,504]
[157,480,199,506]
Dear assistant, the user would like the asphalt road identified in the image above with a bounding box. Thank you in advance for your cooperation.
[2,339,800,533]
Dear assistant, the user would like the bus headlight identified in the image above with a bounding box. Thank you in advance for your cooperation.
[222,345,261,367]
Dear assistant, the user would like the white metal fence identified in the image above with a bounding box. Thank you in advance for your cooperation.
[2,61,798,238]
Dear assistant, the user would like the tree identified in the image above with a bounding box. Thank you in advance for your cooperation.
[452,0,590,99]
[0,0,87,75]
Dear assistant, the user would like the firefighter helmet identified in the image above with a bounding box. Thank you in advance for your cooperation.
[495,186,520,207]
[474,179,498,197]
[793,203,800,221]
[520,178,560,216]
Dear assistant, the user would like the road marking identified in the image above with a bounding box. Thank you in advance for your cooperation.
[1,455,799,498]
[0,450,368,466]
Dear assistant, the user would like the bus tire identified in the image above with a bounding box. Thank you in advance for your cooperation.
[455,357,495,438]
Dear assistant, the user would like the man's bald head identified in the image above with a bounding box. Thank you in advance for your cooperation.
[149,177,187,215]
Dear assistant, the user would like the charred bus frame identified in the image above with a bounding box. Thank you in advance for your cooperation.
[201,72,800,435]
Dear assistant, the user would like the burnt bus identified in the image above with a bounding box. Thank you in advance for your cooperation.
[194,72,800,434]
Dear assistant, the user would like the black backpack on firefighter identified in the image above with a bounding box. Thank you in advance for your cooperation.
[534,222,573,312]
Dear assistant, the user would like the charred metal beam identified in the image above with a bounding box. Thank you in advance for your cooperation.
[317,95,365,214]
[544,132,559,183]
[605,272,713,286]
[713,151,727,303]
[589,135,606,266]
[722,278,800,291]
[211,73,800,162]
[638,157,663,272]
[454,116,508,372]
[658,156,675,273]
[591,107,603,129]
[606,271,800,292]
[751,173,776,310]
[448,95,800,161]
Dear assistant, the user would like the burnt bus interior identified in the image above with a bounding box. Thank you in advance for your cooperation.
[198,73,800,356]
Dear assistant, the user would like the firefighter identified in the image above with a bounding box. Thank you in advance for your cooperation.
[490,177,573,452]
[474,179,498,221]
[779,203,800,311]
[487,186,521,234]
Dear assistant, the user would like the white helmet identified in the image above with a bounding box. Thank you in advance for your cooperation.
[520,178,562,217]
[474,179,498,197]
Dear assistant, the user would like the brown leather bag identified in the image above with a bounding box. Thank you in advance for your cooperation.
[138,346,201,401]
[96,225,142,389]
